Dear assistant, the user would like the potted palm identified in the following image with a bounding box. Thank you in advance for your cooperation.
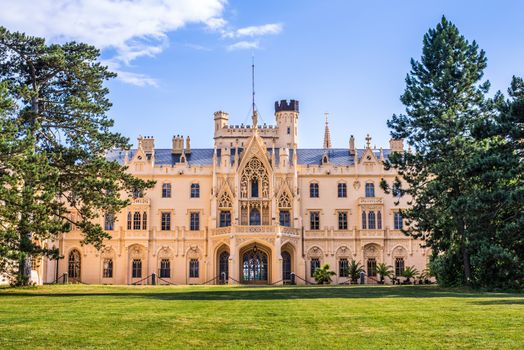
[313,263,336,285]
[345,260,364,284]
[376,263,393,284]
[401,266,419,284]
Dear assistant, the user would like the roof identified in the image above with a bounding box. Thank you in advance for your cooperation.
[106,148,391,167]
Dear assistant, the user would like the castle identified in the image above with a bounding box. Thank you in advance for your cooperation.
[36,99,429,285]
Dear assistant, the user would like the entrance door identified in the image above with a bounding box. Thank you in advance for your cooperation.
[219,251,229,283]
[282,251,291,282]
[241,248,269,284]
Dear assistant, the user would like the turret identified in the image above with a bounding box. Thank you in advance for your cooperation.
[274,99,299,148]
[138,135,155,155]
[185,136,191,154]
[172,135,184,154]
[214,111,229,132]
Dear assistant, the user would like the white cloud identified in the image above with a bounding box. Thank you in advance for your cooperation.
[223,23,283,38]
[0,0,226,85]
[227,40,259,51]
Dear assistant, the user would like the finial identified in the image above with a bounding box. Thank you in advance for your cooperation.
[323,112,332,149]
[365,134,372,148]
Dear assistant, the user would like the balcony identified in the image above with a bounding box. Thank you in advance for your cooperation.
[211,225,299,237]
[358,197,383,205]
[132,198,150,205]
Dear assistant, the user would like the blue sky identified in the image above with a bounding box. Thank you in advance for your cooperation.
[2,1,523,149]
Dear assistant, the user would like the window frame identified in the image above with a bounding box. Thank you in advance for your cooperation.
[365,182,375,198]
[309,211,320,230]
[310,258,320,277]
[337,183,347,198]
[161,183,172,198]
[159,259,171,278]
[190,212,200,231]
[161,211,171,231]
[309,182,319,198]
[189,259,199,278]
[338,211,348,230]
[339,258,349,277]
[190,183,200,198]
[103,258,113,278]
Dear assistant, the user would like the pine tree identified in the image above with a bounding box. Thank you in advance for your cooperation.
[0,28,154,285]
[383,16,491,286]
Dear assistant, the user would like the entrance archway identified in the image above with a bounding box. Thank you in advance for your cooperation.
[68,249,81,282]
[240,243,270,284]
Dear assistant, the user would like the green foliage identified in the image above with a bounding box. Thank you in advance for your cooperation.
[402,266,419,284]
[0,27,155,284]
[384,16,524,289]
[376,263,393,284]
[345,260,365,284]
[313,263,336,284]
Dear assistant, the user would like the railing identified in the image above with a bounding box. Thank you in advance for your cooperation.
[132,198,150,205]
[358,197,384,205]
[211,225,300,236]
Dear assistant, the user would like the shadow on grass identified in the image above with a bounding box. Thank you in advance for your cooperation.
[469,299,524,305]
[1,285,523,301]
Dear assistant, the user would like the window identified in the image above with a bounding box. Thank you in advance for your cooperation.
[68,250,81,279]
[219,211,231,227]
[310,183,319,198]
[127,212,132,230]
[338,211,348,230]
[310,258,320,277]
[142,212,147,230]
[310,211,320,230]
[189,259,199,278]
[282,251,291,281]
[159,259,170,278]
[339,258,349,277]
[279,210,291,227]
[365,183,375,197]
[161,212,171,231]
[132,259,142,278]
[190,183,200,198]
[133,212,141,230]
[394,212,403,230]
[251,178,259,198]
[104,213,114,231]
[249,209,261,226]
[162,183,171,198]
[368,211,376,229]
[367,258,377,277]
[103,259,113,278]
[392,182,401,198]
[361,211,367,229]
[377,211,382,229]
[132,189,143,198]
[287,127,291,135]
[395,258,405,276]
[190,212,200,231]
[338,183,347,198]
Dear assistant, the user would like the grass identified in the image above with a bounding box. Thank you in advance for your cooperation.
[0,285,522,349]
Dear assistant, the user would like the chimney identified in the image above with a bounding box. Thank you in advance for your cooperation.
[185,136,191,154]
[349,135,355,155]
[140,136,155,155]
[172,135,184,154]
[389,138,404,153]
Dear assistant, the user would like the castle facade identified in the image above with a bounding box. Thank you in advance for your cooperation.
[39,100,428,285]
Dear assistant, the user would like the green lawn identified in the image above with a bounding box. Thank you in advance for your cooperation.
[0,285,522,349]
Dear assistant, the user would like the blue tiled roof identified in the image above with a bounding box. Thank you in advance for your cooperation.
[106,148,391,166]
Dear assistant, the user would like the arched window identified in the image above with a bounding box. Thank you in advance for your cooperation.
[282,251,292,281]
[365,183,375,197]
[132,259,142,278]
[132,189,143,198]
[189,259,199,278]
[68,250,81,280]
[133,212,141,230]
[339,258,349,277]
[310,258,320,277]
[219,251,229,282]
[190,183,200,198]
[159,259,170,278]
[104,213,114,231]
[367,258,377,277]
[142,212,147,230]
[394,212,403,230]
[249,208,261,226]
[377,211,382,229]
[310,183,319,198]
[162,183,171,198]
[127,212,132,230]
[395,257,405,276]
[361,211,367,229]
[368,211,376,229]
[251,178,259,198]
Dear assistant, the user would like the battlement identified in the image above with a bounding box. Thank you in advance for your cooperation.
[275,99,299,113]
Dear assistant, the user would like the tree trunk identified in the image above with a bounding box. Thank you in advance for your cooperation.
[458,219,472,285]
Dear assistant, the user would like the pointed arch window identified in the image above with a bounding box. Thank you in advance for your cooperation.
[251,178,259,198]
[104,213,114,231]
[377,211,382,229]
[142,212,147,230]
[133,212,141,230]
[68,250,81,280]
[249,208,261,226]
[127,212,132,230]
[368,211,376,229]
[362,211,367,229]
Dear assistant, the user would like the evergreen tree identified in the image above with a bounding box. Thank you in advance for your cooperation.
[0,28,154,285]
[382,16,491,286]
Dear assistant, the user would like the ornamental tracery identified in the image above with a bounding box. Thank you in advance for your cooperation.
[218,191,233,208]
[278,192,292,208]
[240,157,270,199]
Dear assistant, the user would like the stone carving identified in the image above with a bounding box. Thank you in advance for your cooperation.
[353,181,360,190]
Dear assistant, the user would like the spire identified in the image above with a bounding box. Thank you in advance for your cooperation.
[251,55,258,129]
[365,134,372,149]
[323,112,332,149]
